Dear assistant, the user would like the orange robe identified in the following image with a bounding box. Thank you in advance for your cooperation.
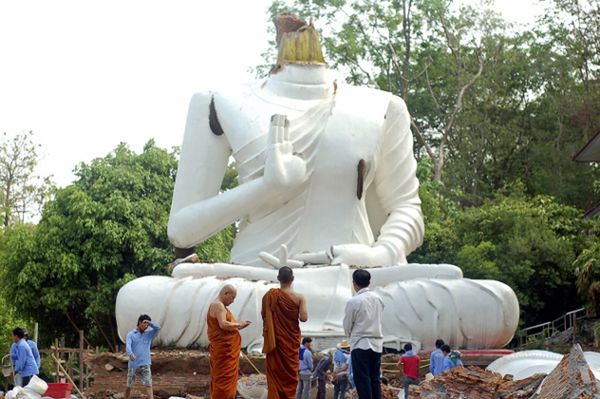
[208,307,241,399]
[261,288,301,399]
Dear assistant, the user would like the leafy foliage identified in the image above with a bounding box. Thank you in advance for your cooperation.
[574,241,600,317]
[410,172,598,325]
[0,131,54,226]
[0,141,234,347]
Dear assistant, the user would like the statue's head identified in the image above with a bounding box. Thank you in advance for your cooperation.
[274,13,326,67]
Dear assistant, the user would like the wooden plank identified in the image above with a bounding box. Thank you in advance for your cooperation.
[79,330,85,391]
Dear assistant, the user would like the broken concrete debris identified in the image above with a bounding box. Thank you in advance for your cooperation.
[408,345,599,399]
[407,366,545,398]
[532,344,600,399]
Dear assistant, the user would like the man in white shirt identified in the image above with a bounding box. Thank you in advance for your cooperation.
[343,270,384,399]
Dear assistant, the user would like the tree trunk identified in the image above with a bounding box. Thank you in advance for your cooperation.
[433,157,444,182]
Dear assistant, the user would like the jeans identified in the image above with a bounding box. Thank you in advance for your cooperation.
[127,365,152,387]
[295,373,312,399]
[351,349,381,399]
[316,377,327,399]
[333,374,349,399]
[403,376,418,398]
[21,375,32,387]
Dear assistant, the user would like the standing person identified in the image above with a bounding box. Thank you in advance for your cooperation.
[441,345,463,372]
[333,340,350,399]
[125,315,161,399]
[429,339,444,376]
[11,327,38,386]
[343,269,384,399]
[11,341,22,387]
[24,331,41,370]
[262,266,309,399]
[296,337,314,399]
[398,343,420,399]
[207,284,252,399]
[313,350,332,399]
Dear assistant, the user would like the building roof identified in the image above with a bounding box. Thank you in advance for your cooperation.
[573,129,600,162]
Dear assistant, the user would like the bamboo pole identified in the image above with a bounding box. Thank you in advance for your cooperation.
[51,354,85,398]
[240,352,263,375]
[54,340,60,383]
[79,330,85,391]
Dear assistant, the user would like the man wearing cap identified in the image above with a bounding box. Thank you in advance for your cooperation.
[333,340,350,399]
[313,350,332,399]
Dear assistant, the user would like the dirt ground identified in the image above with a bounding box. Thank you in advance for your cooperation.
[84,350,404,399]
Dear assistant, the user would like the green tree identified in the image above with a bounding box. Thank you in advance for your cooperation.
[0,141,234,348]
[410,187,598,325]
[0,131,54,227]
[574,241,600,317]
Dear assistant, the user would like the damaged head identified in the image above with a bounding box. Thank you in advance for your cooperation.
[219,284,238,306]
[273,13,326,66]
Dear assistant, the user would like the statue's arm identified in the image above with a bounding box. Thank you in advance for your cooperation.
[168,93,261,248]
[168,96,306,249]
[371,96,425,263]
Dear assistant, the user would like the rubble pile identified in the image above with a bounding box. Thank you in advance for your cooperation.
[407,367,545,399]
[381,384,400,399]
[531,344,600,399]
[408,345,600,399]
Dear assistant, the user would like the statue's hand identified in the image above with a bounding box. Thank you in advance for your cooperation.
[264,114,308,191]
[330,244,394,267]
[259,244,304,269]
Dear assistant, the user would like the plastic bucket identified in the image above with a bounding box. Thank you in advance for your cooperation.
[43,383,72,399]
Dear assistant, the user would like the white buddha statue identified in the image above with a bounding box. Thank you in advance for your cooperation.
[115,14,519,351]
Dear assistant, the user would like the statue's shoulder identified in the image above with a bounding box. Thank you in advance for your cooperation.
[187,83,254,112]
[340,85,407,107]
[336,85,401,124]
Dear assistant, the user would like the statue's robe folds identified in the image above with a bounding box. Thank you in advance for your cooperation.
[208,308,241,399]
[169,84,425,266]
[261,288,301,399]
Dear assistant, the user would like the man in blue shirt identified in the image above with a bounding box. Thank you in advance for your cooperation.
[333,340,350,399]
[296,337,313,399]
[11,327,39,386]
[441,344,463,373]
[429,339,445,376]
[125,314,161,399]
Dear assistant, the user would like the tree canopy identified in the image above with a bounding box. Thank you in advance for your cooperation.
[0,141,234,347]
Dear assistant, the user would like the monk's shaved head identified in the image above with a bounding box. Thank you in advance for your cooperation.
[220,284,237,296]
[278,266,294,284]
[219,284,237,306]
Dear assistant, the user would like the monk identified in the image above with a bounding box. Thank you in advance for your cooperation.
[207,284,252,399]
[261,266,309,399]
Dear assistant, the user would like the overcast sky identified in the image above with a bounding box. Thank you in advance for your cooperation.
[0,0,544,187]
